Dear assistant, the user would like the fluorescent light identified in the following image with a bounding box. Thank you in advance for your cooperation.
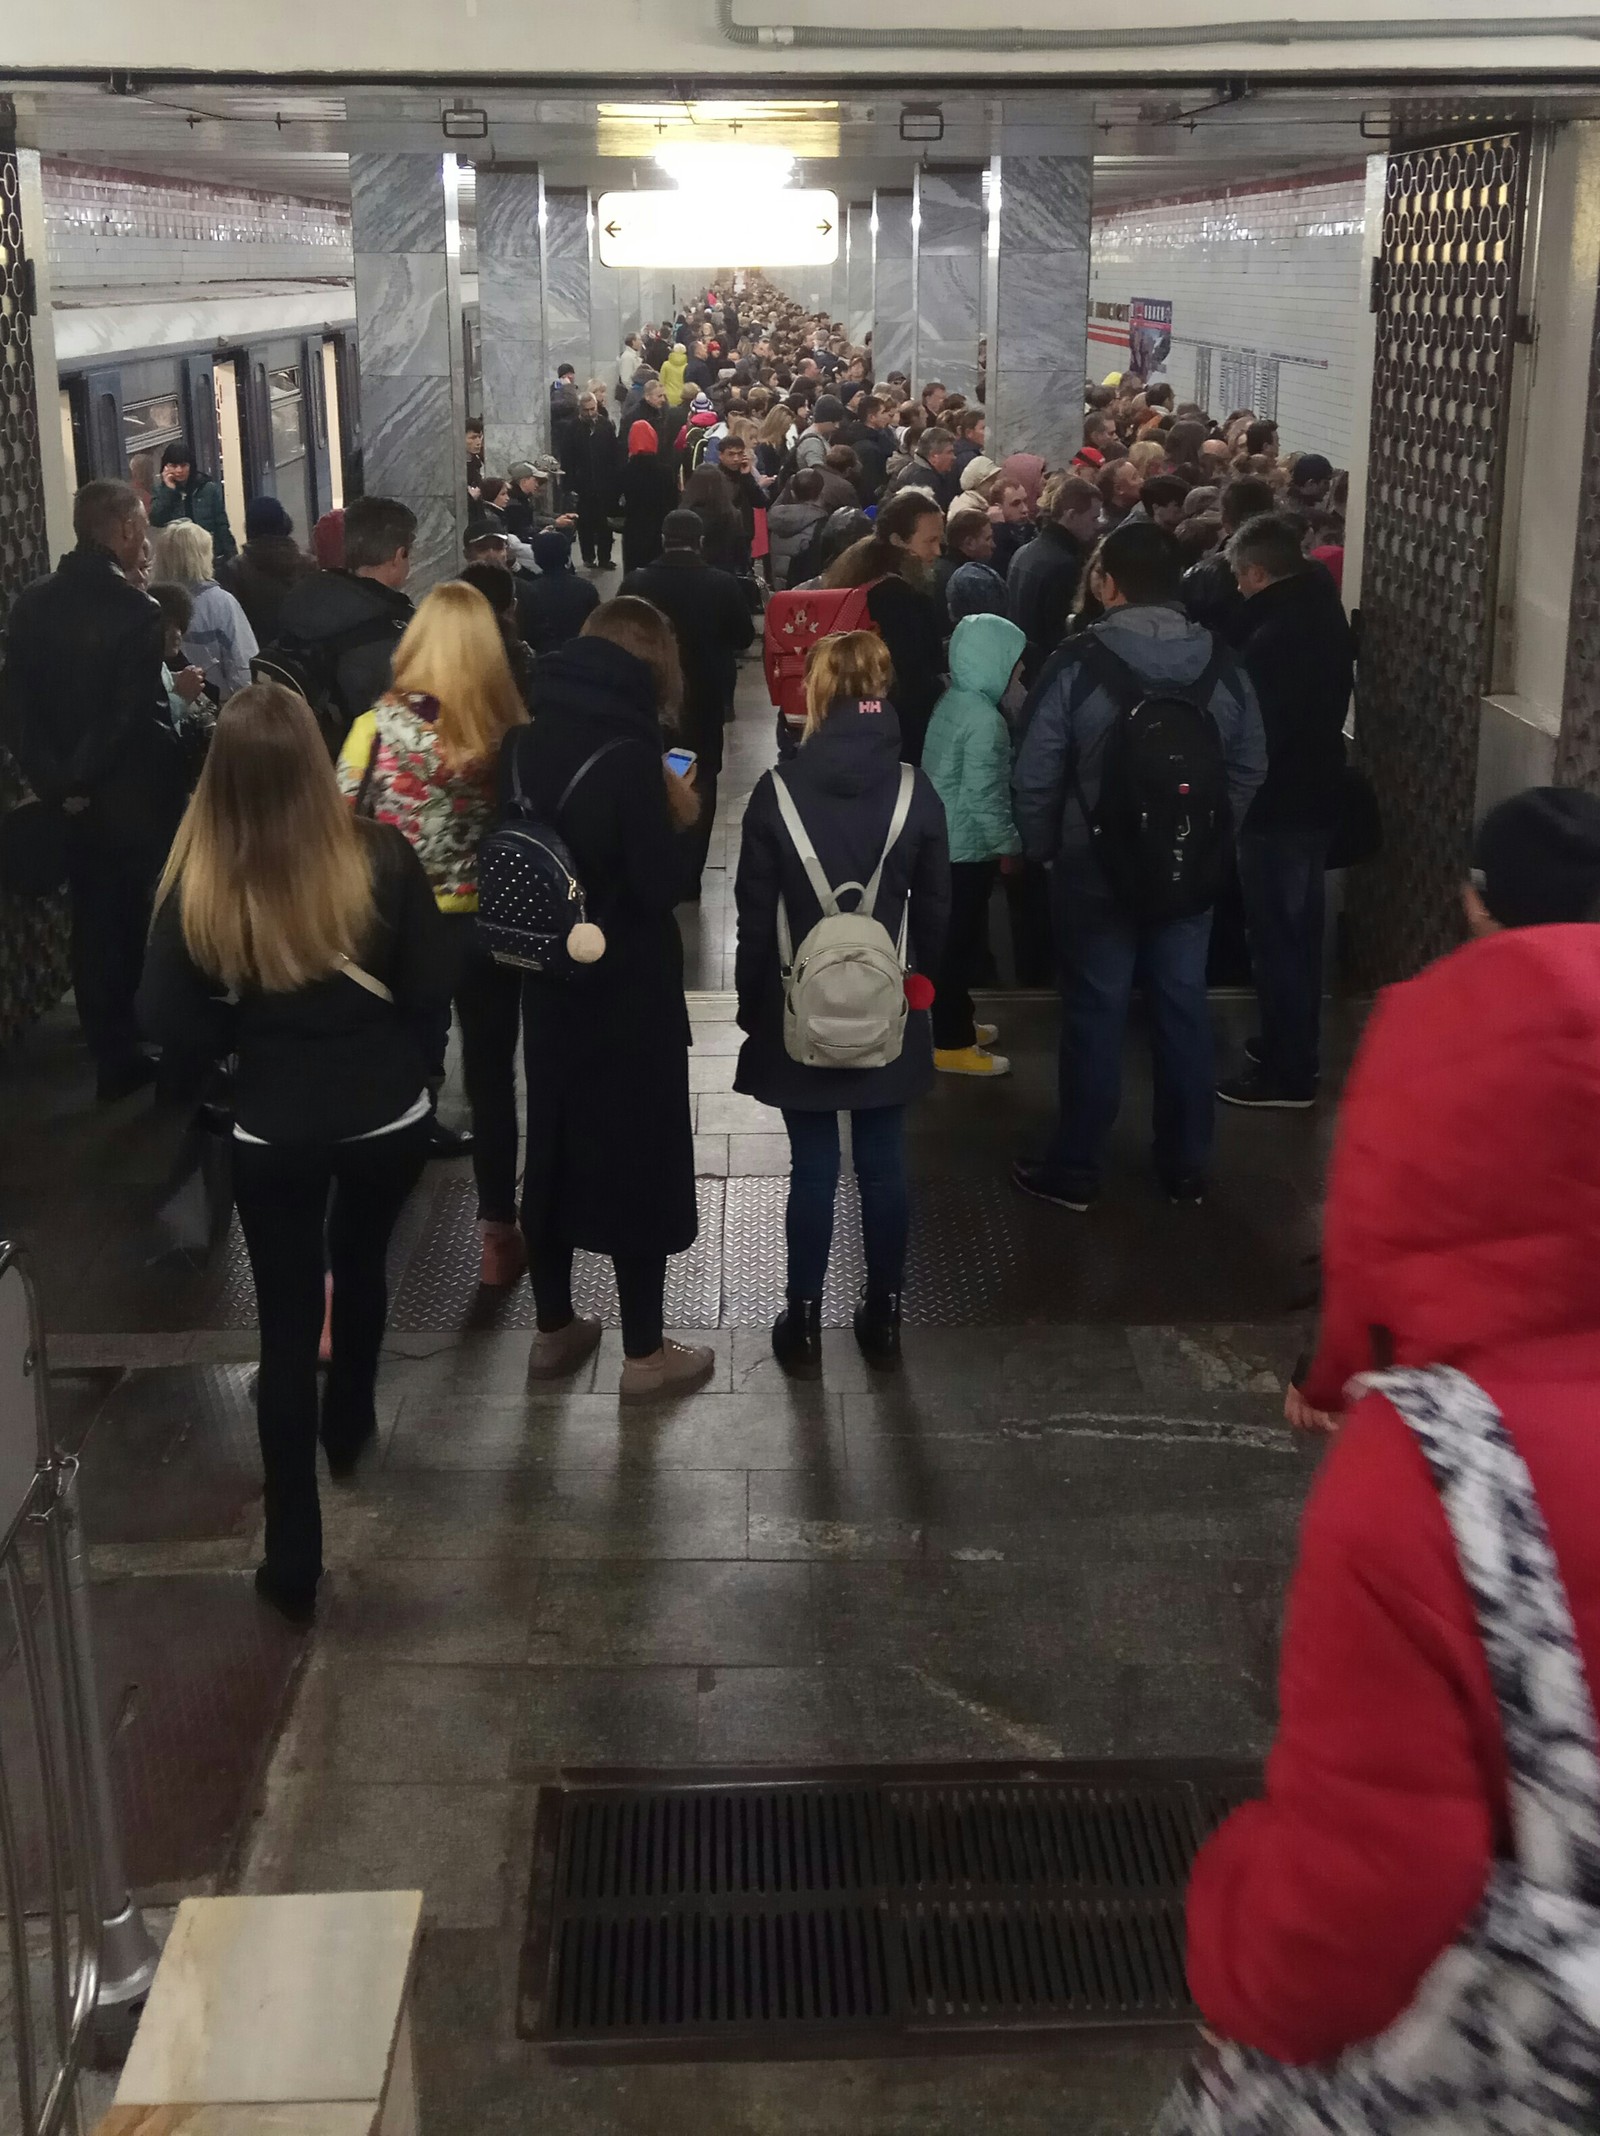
[654,144,797,191]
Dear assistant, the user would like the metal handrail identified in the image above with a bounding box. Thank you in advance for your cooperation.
[0,1241,160,2133]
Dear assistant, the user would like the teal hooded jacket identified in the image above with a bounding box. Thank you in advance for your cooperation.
[922,613,1025,863]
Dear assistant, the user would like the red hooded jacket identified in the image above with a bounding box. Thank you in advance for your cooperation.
[1186,925,1600,2064]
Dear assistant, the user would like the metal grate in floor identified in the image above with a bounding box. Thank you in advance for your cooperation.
[520,1763,1254,2058]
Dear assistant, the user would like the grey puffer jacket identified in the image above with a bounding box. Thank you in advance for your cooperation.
[1012,601,1266,875]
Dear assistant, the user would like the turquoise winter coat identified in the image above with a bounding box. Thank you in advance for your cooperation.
[922,614,1025,863]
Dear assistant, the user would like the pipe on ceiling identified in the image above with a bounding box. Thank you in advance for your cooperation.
[714,1,1600,48]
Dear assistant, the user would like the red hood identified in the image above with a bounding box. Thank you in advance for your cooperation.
[1305,925,1600,1407]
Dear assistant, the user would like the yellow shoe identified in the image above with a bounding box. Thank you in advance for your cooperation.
[975,1022,999,1047]
[934,1045,1012,1078]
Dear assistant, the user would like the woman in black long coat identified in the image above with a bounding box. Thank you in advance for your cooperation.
[560,393,622,569]
[620,421,679,575]
[500,597,711,1401]
[733,629,950,1377]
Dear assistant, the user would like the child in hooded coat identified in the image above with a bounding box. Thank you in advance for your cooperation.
[921,611,1024,1077]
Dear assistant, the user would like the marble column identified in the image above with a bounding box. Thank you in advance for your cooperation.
[349,151,467,590]
[913,168,984,402]
[991,155,1093,466]
[543,189,594,401]
[588,221,622,403]
[846,200,874,349]
[477,167,545,469]
[872,190,915,385]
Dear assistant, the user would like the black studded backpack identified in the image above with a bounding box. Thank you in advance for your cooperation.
[476,739,627,976]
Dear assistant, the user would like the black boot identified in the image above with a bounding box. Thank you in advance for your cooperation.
[853,1290,903,1370]
[771,1296,823,1377]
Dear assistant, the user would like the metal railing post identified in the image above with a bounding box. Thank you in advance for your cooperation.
[54,1464,161,2059]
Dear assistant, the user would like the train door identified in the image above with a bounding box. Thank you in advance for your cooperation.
[300,335,333,524]
[264,357,314,541]
[213,359,249,540]
[79,368,124,480]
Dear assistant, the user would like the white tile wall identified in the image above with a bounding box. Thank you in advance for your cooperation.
[42,159,352,295]
[1089,171,1369,464]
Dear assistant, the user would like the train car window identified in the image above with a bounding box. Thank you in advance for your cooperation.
[267,366,305,463]
[123,394,185,456]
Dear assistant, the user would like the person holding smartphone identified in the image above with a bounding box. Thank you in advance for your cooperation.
[502,599,713,1402]
[620,508,754,900]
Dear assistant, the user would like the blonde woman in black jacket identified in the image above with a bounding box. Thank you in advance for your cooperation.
[138,683,451,1625]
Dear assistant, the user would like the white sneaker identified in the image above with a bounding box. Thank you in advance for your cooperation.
[975,1022,999,1047]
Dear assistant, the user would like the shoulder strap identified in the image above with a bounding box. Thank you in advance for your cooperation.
[1363,1364,1600,1895]
[335,954,395,1005]
[771,770,840,916]
[354,723,383,818]
[555,736,630,817]
[861,764,916,921]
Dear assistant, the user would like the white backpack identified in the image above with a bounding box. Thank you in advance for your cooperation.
[772,764,915,1070]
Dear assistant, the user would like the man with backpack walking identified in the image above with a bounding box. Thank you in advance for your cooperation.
[1011,520,1266,1210]
[266,496,416,748]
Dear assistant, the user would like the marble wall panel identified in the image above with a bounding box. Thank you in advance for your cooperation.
[992,156,1093,467]
[847,200,873,348]
[544,189,593,386]
[477,168,544,465]
[873,191,915,384]
[349,151,464,590]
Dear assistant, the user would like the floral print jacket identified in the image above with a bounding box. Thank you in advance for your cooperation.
[337,693,497,913]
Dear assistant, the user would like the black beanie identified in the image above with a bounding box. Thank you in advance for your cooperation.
[1471,787,1600,928]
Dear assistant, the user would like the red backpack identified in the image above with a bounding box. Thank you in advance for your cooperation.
[763,580,882,752]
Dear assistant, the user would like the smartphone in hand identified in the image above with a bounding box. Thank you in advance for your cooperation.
[665,748,698,780]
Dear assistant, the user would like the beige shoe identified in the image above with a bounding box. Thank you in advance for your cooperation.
[619,1339,716,1402]
[526,1315,603,1382]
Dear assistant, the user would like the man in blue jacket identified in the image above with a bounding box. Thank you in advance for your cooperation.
[1012,519,1266,1209]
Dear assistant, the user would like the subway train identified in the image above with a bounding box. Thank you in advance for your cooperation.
[56,294,483,544]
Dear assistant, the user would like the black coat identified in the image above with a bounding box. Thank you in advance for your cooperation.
[1234,565,1355,833]
[0,545,181,872]
[1006,522,1090,683]
[502,638,697,1257]
[620,454,679,575]
[733,700,951,1114]
[520,568,600,657]
[865,575,946,765]
[840,421,894,501]
[561,417,621,511]
[273,568,414,739]
[219,536,315,644]
[617,552,755,767]
[1182,551,1248,646]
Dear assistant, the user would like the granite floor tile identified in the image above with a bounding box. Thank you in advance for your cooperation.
[528,1561,815,1666]
[319,1465,750,1562]
[511,1665,701,1771]
[388,1389,843,1470]
[283,1657,525,1782]
[319,1557,544,1665]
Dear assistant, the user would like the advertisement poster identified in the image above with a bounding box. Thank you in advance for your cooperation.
[1129,297,1173,380]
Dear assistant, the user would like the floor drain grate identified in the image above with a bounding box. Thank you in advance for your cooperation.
[520,1762,1254,2058]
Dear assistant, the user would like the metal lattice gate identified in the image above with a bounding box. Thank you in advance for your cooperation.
[1557,243,1600,790]
[1347,132,1527,987]
[0,114,69,1051]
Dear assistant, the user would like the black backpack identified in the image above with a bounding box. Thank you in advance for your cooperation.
[477,738,628,976]
[251,611,399,752]
[1069,634,1236,924]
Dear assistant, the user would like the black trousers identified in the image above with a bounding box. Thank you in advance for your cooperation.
[233,1121,428,1599]
[67,818,156,1073]
[576,500,615,568]
[932,861,999,1050]
[444,916,524,1223]
[524,1239,668,1359]
[1003,861,1056,989]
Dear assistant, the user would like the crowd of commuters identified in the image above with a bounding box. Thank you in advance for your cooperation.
[9,271,1600,2121]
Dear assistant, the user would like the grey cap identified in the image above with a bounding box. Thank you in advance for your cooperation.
[507,460,540,483]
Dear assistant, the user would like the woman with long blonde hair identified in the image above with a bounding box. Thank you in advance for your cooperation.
[139,683,451,1624]
[337,579,529,1284]
[149,518,257,700]
[732,630,950,1378]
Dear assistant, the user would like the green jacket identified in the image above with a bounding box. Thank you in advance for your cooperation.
[922,613,1024,863]
[149,474,237,562]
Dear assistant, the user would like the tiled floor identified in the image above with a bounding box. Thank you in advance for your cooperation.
[0,638,1354,2134]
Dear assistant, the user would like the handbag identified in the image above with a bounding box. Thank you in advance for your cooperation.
[151,1091,235,1264]
[1153,1364,1600,2135]
[0,797,70,898]
[1326,763,1382,870]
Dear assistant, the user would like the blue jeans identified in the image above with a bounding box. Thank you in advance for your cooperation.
[1237,829,1329,1095]
[781,1106,909,1299]
[1048,870,1215,1185]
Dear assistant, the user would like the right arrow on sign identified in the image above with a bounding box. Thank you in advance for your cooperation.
[817,218,833,235]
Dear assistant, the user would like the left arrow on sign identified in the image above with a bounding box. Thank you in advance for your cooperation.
[604,219,622,237]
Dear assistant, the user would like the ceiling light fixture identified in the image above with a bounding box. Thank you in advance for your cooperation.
[654,143,798,191]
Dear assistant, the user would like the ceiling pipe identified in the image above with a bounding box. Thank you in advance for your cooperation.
[714,1,1600,48]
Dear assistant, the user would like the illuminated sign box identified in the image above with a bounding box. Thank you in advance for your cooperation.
[595,189,841,268]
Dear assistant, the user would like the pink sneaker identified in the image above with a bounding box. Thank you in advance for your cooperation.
[479,1221,527,1289]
